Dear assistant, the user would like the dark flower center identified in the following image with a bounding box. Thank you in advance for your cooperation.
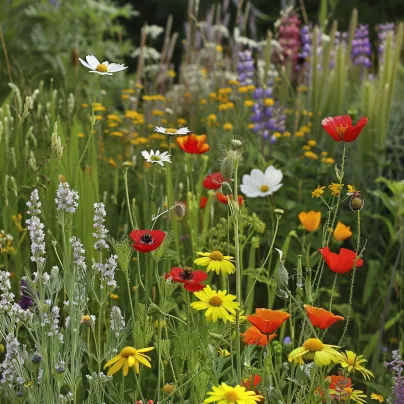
[179,268,193,281]
[140,234,153,244]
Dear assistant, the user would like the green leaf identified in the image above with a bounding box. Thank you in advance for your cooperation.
[362,260,381,305]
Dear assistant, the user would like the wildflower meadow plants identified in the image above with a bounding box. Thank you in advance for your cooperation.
[0,3,403,403]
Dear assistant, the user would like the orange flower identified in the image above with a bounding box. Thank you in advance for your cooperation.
[176,134,210,154]
[333,221,352,241]
[242,326,277,347]
[298,211,321,232]
[247,309,290,335]
[216,192,244,205]
[304,305,344,330]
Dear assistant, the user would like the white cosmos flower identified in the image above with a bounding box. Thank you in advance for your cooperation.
[154,126,191,136]
[240,165,283,198]
[79,55,127,76]
[141,150,171,166]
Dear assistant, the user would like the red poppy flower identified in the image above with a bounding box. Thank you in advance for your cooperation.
[176,134,210,154]
[304,305,344,330]
[319,247,363,274]
[327,375,351,390]
[247,309,290,335]
[321,115,368,143]
[130,230,166,253]
[164,267,208,292]
[242,326,277,347]
[200,196,208,209]
[216,192,244,205]
[241,374,262,391]
[203,172,224,190]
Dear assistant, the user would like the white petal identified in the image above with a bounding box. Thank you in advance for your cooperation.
[154,126,166,134]
[141,150,150,160]
[265,165,283,185]
[267,183,283,194]
[102,61,109,66]
[86,55,100,69]
[157,161,164,166]
[240,184,261,198]
[176,127,191,135]
[250,169,266,184]
[155,150,161,157]
[108,63,127,72]
[89,71,112,75]
[241,174,261,188]
[79,58,94,70]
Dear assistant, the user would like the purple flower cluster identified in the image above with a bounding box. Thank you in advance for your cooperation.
[330,31,348,68]
[352,25,372,68]
[377,23,395,57]
[299,25,310,68]
[250,88,285,141]
[385,350,404,402]
[237,50,254,86]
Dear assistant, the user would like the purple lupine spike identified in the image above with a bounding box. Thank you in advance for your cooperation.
[377,23,395,59]
[351,25,372,68]
[237,50,255,86]
[385,350,404,402]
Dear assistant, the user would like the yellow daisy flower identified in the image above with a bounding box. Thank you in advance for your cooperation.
[312,185,326,198]
[204,382,263,404]
[340,350,374,380]
[194,251,235,275]
[344,388,367,404]
[104,346,154,376]
[371,393,384,402]
[329,182,344,196]
[191,285,240,322]
[288,338,343,367]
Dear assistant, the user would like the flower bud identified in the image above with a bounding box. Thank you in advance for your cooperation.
[162,383,176,394]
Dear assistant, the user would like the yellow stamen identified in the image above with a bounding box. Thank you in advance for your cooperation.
[336,124,348,139]
[303,338,323,351]
[224,391,239,400]
[209,251,224,261]
[96,64,108,73]
[208,296,223,307]
[165,128,177,134]
[260,185,269,192]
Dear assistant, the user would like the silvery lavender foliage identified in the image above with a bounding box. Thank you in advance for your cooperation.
[92,255,118,290]
[377,23,395,58]
[237,50,255,86]
[55,182,79,213]
[26,189,41,215]
[110,306,125,337]
[41,300,63,343]
[92,203,109,251]
[385,350,404,402]
[351,25,372,68]
[0,335,24,388]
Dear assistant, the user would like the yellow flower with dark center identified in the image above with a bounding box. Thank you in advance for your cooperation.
[194,251,235,275]
[329,182,344,196]
[371,393,384,402]
[104,346,154,376]
[333,221,352,241]
[312,185,325,198]
[204,382,263,404]
[340,350,374,380]
[191,285,240,322]
[298,211,321,232]
[288,338,343,366]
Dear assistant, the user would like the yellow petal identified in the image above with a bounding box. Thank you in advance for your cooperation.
[107,357,125,376]
[104,354,122,369]
[123,359,129,376]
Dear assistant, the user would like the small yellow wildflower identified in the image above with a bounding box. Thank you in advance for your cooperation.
[329,182,344,196]
[248,123,255,130]
[223,123,233,131]
[324,157,335,164]
[312,185,326,198]
[283,131,291,137]
[218,347,230,357]
[200,98,207,105]
[108,158,117,168]
[110,131,124,137]
[163,383,176,394]
[371,393,384,402]
[195,251,235,275]
[109,293,118,300]
[340,350,374,380]
[95,115,103,120]
[304,151,318,160]
[308,139,317,147]
[81,103,89,108]
[295,131,304,137]
[302,145,311,150]
[238,86,248,93]
[347,184,357,193]
[244,100,254,107]
[321,151,328,156]
[215,44,223,52]
[78,132,85,138]
[264,98,274,107]
[104,346,154,376]
[209,92,217,100]
[204,382,263,404]
[274,132,282,138]
[167,69,176,78]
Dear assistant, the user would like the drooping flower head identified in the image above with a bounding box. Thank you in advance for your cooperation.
[190,285,240,323]
[130,230,166,253]
[319,247,363,274]
[165,267,208,292]
[304,305,344,329]
[79,55,127,75]
[104,346,154,376]
[203,172,224,190]
[204,382,263,404]
[242,326,277,347]
[298,211,321,232]
[141,150,171,166]
[321,115,369,142]
[247,309,290,335]
[288,338,343,366]
[194,251,235,275]
[176,134,210,154]
[240,166,283,198]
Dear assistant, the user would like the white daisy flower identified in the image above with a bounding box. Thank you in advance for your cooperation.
[154,126,191,136]
[240,165,283,198]
[79,55,127,76]
[141,150,171,166]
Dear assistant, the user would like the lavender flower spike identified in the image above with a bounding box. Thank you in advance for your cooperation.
[55,182,79,213]
[93,202,109,251]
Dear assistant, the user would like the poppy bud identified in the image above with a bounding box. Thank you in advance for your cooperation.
[220,155,234,181]
[273,342,283,371]
[349,192,364,212]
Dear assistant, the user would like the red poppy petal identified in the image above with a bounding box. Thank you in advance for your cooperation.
[175,136,188,152]
[203,172,223,190]
[191,270,208,282]
[200,196,208,208]
[321,115,353,142]
[184,282,205,292]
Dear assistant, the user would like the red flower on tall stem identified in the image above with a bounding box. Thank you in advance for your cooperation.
[130,230,166,253]
[321,115,368,142]
[216,192,244,205]
[176,134,210,154]
[203,172,224,190]
[319,247,363,274]
[165,267,208,292]
[247,309,290,335]
[304,305,344,330]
